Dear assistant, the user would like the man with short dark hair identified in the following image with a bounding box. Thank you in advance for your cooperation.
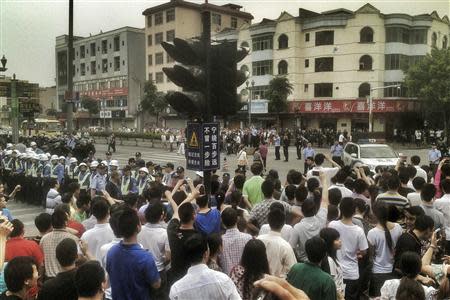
[376,175,410,211]
[169,234,241,299]
[306,153,341,187]
[407,176,426,206]
[411,155,427,181]
[75,261,106,300]
[5,219,44,267]
[32,213,53,244]
[2,256,38,300]
[106,207,161,300]
[37,238,78,300]
[242,163,265,205]
[287,236,337,300]
[420,183,444,230]
[258,208,296,277]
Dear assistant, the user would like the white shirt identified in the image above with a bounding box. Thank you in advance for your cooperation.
[414,166,428,181]
[329,184,353,198]
[169,264,241,300]
[98,238,121,300]
[328,220,368,280]
[80,223,115,261]
[434,194,450,241]
[367,224,403,274]
[380,278,436,300]
[137,222,170,272]
[259,224,293,242]
[407,192,422,207]
[257,231,297,277]
[328,256,345,294]
[339,134,345,143]
[307,166,339,187]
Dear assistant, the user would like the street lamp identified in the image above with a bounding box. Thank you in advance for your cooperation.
[131,76,142,132]
[0,55,7,72]
[367,84,401,132]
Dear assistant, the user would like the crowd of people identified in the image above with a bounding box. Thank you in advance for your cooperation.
[2,130,450,300]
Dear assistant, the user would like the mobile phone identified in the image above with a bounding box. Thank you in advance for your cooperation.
[312,170,320,176]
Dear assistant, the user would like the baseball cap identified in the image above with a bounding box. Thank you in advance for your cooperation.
[135,152,142,157]
[106,151,112,156]
[165,163,174,169]
[139,167,149,174]
[176,166,185,174]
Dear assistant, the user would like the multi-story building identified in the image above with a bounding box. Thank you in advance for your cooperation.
[39,86,57,116]
[142,0,253,127]
[0,75,40,127]
[216,4,450,134]
[55,27,145,129]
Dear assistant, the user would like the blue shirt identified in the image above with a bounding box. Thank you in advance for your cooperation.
[303,147,315,159]
[194,208,221,235]
[1,209,13,221]
[330,144,343,157]
[428,149,441,164]
[274,136,281,147]
[90,174,107,193]
[106,242,160,300]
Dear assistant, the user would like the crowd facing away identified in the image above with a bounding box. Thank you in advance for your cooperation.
[3,138,450,300]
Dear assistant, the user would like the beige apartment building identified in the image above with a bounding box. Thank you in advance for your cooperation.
[142,0,253,127]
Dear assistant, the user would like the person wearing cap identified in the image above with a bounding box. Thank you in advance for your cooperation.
[90,163,108,198]
[105,151,113,168]
[49,155,65,184]
[78,163,91,193]
[66,157,78,180]
[121,165,138,196]
[137,167,151,196]
[109,160,119,174]
[30,141,43,154]
[169,166,185,188]
[128,158,138,180]
[145,161,155,176]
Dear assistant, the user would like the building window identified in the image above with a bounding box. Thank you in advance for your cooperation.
[305,33,310,42]
[114,36,120,51]
[110,80,120,88]
[166,30,175,42]
[90,61,96,75]
[304,84,308,92]
[358,82,370,98]
[148,73,153,81]
[231,17,238,29]
[101,40,107,54]
[315,31,334,46]
[240,64,249,75]
[314,83,333,97]
[90,43,96,56]
[252,60,273,76]
[155,52,164,65]
[384,82,407,97]
[80,63,86,76]
[155,72,164,83]
[252,86,269,99]
[432,32,437,47]
[80,45,85,58]
[386,27,412,44]
[252,35,273,51]
[122,79,127,87]
[114,57,120,71]
[147,15,152,27]
[147,35,152,46]
[305,59,309,68]
[99,81,107,89]
[315,57,333,72]
[123,60,125,66]
[360,27,374,43]
[122,40,125,46]
[443,36,448,49]
[411,29,427,44]
[278,60,288,75]
[167,54,174,63]
[148,54,152,66]
[102,59,108,73]
[155,12,163,25]
[385,54,408,70]
[240,41,249,48]
[155,32,163,44]
[359,55,373,70]
[166,9,175,22]
[278,34,288,49]
[212,13,221,25]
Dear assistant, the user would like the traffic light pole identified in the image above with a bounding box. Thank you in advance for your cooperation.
[66,0,74,133]
[11,74,19,144]
[201,8,212,197]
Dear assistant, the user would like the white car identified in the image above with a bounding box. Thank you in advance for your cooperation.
[343,141,399,172]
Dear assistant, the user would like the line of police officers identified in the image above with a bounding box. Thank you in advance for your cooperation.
[1,143,159,208]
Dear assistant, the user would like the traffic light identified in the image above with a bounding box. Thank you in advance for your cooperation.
[161,38,248,119]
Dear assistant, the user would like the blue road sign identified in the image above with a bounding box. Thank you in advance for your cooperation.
[185,122,220,171]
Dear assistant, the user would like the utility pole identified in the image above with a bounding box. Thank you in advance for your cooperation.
[66,0,74,132]
[11,74,19,144]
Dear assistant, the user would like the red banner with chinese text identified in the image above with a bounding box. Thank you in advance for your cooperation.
[79,88,128,100]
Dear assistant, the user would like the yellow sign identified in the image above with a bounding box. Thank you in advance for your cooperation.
[189,131,199,148]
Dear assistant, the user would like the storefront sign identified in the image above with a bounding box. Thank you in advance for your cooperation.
[288,99,420,114]
[80,88,128,100]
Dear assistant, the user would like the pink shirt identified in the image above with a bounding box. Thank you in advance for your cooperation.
[259,145,268,158]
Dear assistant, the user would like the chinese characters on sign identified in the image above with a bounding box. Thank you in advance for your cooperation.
[185,122,221,171]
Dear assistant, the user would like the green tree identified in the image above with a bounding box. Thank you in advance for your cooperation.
[81,96,99,116]
[141,81,167,127]
[266,76,293,126]
[403,48,450,133]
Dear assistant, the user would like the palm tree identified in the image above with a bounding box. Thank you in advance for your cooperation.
[267,76,293,126]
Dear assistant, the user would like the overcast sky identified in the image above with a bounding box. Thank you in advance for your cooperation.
[0,0,448,87]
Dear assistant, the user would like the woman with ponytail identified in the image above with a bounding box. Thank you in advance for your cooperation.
[381,251,436,299]
[367,203,403,298]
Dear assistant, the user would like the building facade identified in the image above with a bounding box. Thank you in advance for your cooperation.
[216,4,450,134]
[55,27,145,130]
[39,86,57,116]
[142,0,253,128]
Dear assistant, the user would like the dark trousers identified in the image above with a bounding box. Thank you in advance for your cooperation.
[332,156,343,167]
[296,145,302,159]
[283,146,289,161]
[275,146,280,160]
[261,157,267,169]
[150,270,168,300]
[343,279,360,300]
[108,143,116,153]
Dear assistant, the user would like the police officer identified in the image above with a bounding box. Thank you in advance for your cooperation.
[77,163,91,196]
[109,160,120,175]
[121,165,138,196]
[303,142,316,175]
[49,155,64,184]
[330,140,344,167]
[90,162,107,198]
[137,167,151,196]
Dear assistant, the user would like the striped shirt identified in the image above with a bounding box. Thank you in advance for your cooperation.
[376,191,410,211]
